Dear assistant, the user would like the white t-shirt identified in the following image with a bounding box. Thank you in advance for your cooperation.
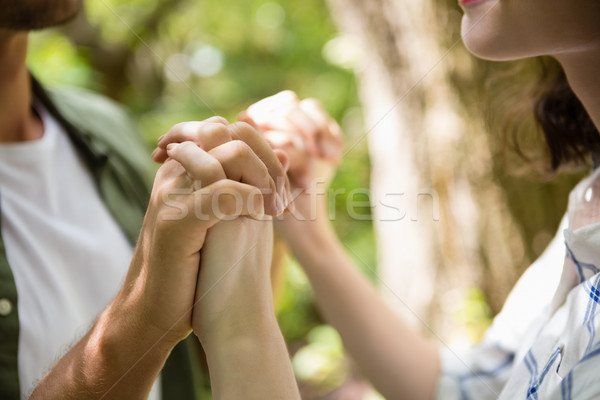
[0,104,160,399]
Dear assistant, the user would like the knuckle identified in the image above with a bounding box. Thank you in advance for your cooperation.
[207,115,229,125]
[201,158,224,182]
[157,158,182,177]
[261,163,272,178]
[194,196,214,221]
[207,123,231,142]
[302,98,322,108]
[169,122,187,134]
[211,181,241,215]
[173,122,201,138]
[230,140,252,158]
[229,121,257,140]
[219,196,238,216]
[280,90,299,102]
[172,141,195,156]
[209,179,230,191]
[178,140,196,150]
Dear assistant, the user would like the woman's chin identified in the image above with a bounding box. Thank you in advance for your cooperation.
[460,14,545,62]
[462,40,516,62]
[461,27,530,62]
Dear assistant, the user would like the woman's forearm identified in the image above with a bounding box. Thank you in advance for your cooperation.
[193,219,301,400]
[280,207,440,400]
[203,318,300,400]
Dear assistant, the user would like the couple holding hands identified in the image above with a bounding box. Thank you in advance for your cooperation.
[31,91,345,400]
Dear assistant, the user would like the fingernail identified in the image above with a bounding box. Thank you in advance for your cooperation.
[275,193,285,215]
[276,179,288,208]
[157,134,166,145]
[151,148,160,158]
[166,143,178,153]
[282,188,290,209]
[286,198,296,213]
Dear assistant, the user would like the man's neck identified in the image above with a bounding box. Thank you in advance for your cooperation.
[0,31,43,143]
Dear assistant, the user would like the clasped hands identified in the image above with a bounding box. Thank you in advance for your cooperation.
[120,91,343,353]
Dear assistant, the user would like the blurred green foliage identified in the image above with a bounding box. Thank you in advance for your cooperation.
[28,0,375,395]
[455,288,493,343]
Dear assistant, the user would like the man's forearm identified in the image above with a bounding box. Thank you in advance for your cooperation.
[29,296,177,400]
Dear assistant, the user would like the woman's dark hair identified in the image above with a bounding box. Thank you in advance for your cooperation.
[533,60,600,171]
[487,57,600,175]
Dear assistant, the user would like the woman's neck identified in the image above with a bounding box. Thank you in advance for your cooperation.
[557,44,600,133]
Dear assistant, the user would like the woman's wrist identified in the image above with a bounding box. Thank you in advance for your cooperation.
[202,318,299,400]
[276,192,336,242]
[194,272,280,345]
[199,309,281,349]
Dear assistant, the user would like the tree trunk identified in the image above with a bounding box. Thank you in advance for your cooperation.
[324,0,577,343]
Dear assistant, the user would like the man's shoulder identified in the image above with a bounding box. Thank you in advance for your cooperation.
[40,83,156,194]
[46,86,139,140]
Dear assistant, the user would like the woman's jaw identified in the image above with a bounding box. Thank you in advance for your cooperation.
[460,0,600,62]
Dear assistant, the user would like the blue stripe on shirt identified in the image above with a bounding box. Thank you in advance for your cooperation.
[565,243,600,283]
[457,350,514,400]
[583,275,600,354]
[524,347,561,400]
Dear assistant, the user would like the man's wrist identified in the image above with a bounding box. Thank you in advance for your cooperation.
[103,293,183,357]
[41,299,178,399]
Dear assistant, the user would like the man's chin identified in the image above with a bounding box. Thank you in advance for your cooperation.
[0,0,82,32]
[32,6,82,31]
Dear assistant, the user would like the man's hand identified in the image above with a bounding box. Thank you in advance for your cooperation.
[152,116,293,215]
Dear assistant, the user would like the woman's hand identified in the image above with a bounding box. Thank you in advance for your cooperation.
[241,91,343,192]
[192,216,276,343]
[192,216,300,400]
[241,91,344,241]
